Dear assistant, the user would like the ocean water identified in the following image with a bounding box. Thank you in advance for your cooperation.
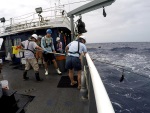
[87,42,150,113]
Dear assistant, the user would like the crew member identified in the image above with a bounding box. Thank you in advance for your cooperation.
[41,29,62,75]
[56,37,63,53]
[21,34,43,81]
[65,35,87,89]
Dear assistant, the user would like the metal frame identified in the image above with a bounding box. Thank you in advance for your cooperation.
[0,8,71,37]
[67,0,116,40]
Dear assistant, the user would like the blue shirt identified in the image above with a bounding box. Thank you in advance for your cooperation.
[41,36,55,53]
[68,41,87,57]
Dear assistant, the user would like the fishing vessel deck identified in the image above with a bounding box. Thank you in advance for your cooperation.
[1,62,88,113]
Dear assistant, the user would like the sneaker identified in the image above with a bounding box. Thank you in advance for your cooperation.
[56,68,62,75]
[45,69,48,75]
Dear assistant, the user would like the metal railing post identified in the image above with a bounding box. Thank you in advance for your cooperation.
[70,15,74,41]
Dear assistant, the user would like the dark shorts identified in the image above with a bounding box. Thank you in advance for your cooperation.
[43,53,56,62]
[65,56,81,71]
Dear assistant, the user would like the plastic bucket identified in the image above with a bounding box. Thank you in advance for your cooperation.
[56,55,66,61]
[12,46,19,54]
[0,80,9,89]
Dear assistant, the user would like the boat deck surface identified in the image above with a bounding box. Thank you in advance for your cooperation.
[1,62,88,113]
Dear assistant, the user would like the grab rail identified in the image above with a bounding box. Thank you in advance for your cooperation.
[84,53,115,113]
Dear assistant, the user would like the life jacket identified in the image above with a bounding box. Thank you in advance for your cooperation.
[68,41,80,56]
[23,40,35,56]
[43,36,54,51]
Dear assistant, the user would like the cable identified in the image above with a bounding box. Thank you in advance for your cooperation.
[45,0,93,10]
[6,0,92,20]
[63,0,93,6]
[14,14,34,21]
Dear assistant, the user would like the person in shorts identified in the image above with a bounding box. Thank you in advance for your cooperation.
[65,35,87,89]
[41,29,62,75]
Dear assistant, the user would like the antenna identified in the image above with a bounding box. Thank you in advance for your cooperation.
[58,0,60,6]
[68,0,70,11]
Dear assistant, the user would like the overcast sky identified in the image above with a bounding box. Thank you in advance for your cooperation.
[0,0,150,43]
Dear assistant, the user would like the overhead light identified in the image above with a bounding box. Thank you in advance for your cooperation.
[0,17,5,23]
[35,7,43,14]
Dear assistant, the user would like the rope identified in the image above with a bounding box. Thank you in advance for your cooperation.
[19,49,65,56]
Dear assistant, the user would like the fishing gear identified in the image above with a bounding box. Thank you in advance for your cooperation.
[120,69,124,82]
[77,15,87,34]
[103,7,107,17]
[19,49,65,56]
[93,59,150,82]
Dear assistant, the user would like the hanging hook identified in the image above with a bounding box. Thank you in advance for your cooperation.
[103,6,107,17]
[120,69,125,82]
[79,14,82,20]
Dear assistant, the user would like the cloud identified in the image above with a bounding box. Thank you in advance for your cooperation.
[0,0,150,43]
[82,0,150,43]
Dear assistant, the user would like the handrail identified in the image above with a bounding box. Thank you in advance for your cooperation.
[85,53,115,113]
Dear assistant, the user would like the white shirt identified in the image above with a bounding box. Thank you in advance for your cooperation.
[22,40,37,59]
[67,41,87,57]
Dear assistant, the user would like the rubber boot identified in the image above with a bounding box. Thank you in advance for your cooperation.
[23,71,29,80]
[35,72,43,81]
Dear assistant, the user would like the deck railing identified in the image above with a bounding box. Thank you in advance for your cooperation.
[0,7,70,36]
[81,53,115,113]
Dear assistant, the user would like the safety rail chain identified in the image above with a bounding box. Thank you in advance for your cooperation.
[0,8,70,36]
[81,53,115,113]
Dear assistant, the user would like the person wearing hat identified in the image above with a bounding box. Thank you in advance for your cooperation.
[41,29,62,75]
[21,34,43,81]
[56,37,63,53]
[36,35,43,66]
[65,35,87,89]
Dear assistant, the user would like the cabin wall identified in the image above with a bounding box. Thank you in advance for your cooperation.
[1,27,71,64]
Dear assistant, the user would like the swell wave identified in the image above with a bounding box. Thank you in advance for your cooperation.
[87,48,97,51]
[111,47,137,52]
[143,48,150,52]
